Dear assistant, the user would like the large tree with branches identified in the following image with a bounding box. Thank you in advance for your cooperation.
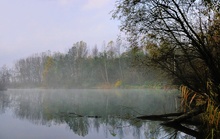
[113,0,220,137]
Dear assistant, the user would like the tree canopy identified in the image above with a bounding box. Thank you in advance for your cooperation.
[113,0,220,101]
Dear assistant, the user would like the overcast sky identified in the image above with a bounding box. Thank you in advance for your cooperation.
[0,0,120,67]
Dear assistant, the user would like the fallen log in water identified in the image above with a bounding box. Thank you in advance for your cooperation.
[165,123,199,138]
[135,106,204,138]
[136,106,203,125]
[59,109,203,138]
[136,112,184,121]
[162,106,203,126]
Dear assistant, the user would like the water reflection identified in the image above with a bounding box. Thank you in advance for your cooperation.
[0,91,10,114]
[0,89,194,139]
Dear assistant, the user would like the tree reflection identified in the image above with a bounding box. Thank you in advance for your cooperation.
[0,91,9,113]
[0,89,195,139]
[62,117,89,137]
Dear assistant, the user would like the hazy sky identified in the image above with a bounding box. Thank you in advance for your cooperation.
[0,0,120,67]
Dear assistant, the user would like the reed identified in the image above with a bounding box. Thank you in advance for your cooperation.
[180,85,201,112]
[180,85,220,137]
[205,99,220,129]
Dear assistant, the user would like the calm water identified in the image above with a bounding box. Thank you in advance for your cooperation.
[0,89,194,139]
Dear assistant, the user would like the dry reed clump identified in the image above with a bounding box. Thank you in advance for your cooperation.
[180,85,220,132]
[205,100,220,129]
[180,85,205,112]
[203,99,220,139]
[204,80,220,130]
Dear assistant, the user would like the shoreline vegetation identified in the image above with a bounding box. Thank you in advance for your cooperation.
[112,0,220,138]
[7,81,178,90]
[5,84,178,91]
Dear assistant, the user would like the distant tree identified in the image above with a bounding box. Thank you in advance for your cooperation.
[107,41,117,59]
[42,56,54,88]
[67,41,88,86]
[101,41,109,83]
[115,35,124,80]
[0,66,10,90]
[92,45,99,58]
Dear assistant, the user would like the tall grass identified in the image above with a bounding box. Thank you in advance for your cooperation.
[180,85,204,112]
[205,99,220,129]
[180,85,220,138]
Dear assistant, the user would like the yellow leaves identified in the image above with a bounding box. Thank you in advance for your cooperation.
[145,42,160,58]
[180,85,191,112]
[114,80,122,88]
[43,57,53,78]
[42,56,54,87]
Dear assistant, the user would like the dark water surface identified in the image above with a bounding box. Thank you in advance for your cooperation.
[0,89,194,139]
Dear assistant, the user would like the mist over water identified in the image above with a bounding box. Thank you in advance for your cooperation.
[0,89,194,139]
[0,39,185,139]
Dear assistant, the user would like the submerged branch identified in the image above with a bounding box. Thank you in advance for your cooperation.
[166,123,199,138]
[162,106,203,126]
[136,112,184,121]
[136,107,203,138]
[59,112,101,118]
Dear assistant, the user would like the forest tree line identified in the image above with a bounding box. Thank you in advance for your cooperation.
[0,40,170,89]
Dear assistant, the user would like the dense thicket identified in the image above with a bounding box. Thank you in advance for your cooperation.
[6,40,168,89]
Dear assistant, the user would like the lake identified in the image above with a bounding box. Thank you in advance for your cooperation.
[0,89,195,139]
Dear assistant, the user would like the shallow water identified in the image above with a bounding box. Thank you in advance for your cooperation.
[0,89,194,139]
